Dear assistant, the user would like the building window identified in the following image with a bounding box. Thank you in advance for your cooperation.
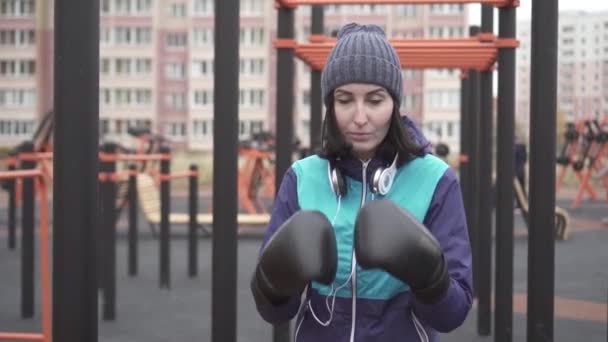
[166,32,187,48]
[165,92,186,110]
[166,122,187,138]
[192,119,213,139]
[192,27,213,47]
[114,27,152,45]
[0,119,35,137]
[241,0,263,16]
[165,63,186,79]
[0,88,36,107]
[0,29,35,47]
[193,0,213,15]
[0,0,35,17]
[168,3,186,17]
[193,89,213,107]
[0,59,35,78]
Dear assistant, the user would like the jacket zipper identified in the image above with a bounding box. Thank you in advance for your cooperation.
[349,160,369,342]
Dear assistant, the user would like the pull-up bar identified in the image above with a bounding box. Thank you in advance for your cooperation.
[275,0,518,8]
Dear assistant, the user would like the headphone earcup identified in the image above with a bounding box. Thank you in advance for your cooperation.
[329,164,347,197]
[377,167,396,195]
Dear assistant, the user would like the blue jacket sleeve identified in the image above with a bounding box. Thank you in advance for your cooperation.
[414,167,474,332]
[253,167,303,324]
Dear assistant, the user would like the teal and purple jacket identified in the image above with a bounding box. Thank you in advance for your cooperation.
[255,117,473,342]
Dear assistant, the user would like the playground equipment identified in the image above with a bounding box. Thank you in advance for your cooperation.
[556,117,608,208]
[0,169,50,342]
[513,177,570,241]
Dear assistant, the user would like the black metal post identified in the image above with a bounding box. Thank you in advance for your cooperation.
[53,0,99,338]
[495,4,516,342]
[527,1,557,340]
[159,145,171,289]
[101,143,117,321]
[274,4,295,342]
[128,163,138,276]
[188,164,198,278]
[309,5,324,153]
[460,73,470,236]
[213,0,239,340]
[21,141,35,319]
[478,5,494,336]
[8,151,17,250]
[469,25,481,301]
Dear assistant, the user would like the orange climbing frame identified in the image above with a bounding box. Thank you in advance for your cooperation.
[0,170,51,342]
[275,0,518,7]
[275,34,519,72]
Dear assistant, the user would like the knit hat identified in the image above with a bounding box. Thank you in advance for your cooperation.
[321,23,403,106]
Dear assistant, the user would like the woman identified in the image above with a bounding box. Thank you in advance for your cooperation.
[251,23,473,341]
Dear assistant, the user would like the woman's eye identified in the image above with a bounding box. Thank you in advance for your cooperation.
[368,99,383,105]
[336,98,351,104]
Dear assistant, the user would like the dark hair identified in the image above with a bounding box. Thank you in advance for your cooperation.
[318,93,425,166]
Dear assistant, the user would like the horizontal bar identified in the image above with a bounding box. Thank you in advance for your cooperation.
[159,171,199,180]
[98,153,171,162]
[0,170,43,180]
[276,0,515,7]
[19,152,54,161]
[0,332,45,341]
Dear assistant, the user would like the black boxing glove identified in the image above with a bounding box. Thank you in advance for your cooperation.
[354,200,450,305]
[251,210,338,306]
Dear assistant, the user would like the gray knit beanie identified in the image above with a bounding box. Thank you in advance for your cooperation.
[321,23,403,107]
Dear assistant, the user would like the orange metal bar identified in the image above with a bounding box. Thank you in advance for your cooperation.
[290,36,516,71]
[0,169,43,180]
[98,152,171,162]
[0,156,17,167]
[0,174,50,342]
[19,152,54,161]
[37,177,52,342]
[0,333,45,341]
[273,38,297,49]
[276,0,516,7]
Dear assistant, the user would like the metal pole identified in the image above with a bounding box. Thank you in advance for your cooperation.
[188,164,198,277]
[128,163,138,276]
[213,0,239,340]
[468,26,481,301]
[274,4,295,342]
[478,5,494,336]
[53,0,99,338]
[7,151,17,250]
[495,4,516,342]
[21,141,35,319]
[309,6,324,153]
[460,73,470,236]
[527,1,558,340]
[101,143,117,321]
[159,145,171,289]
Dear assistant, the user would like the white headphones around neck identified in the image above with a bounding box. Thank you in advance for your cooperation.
[328,154,398,197]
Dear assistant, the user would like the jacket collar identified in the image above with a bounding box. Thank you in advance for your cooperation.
[333,115,431,184]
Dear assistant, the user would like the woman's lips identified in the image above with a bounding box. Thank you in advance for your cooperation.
[347,132,372,142]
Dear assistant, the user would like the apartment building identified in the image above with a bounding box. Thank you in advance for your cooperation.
[516,10,608,133]
[0,0,38,146]
[0,0,468,153]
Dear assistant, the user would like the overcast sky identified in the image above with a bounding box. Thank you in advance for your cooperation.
[468,0,608,24]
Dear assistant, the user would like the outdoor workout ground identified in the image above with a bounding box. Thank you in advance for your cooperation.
[0,192,606,342]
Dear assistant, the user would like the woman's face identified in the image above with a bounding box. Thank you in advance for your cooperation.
[333,83,394,160]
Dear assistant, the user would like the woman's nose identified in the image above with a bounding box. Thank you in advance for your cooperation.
[353,103,367,126]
